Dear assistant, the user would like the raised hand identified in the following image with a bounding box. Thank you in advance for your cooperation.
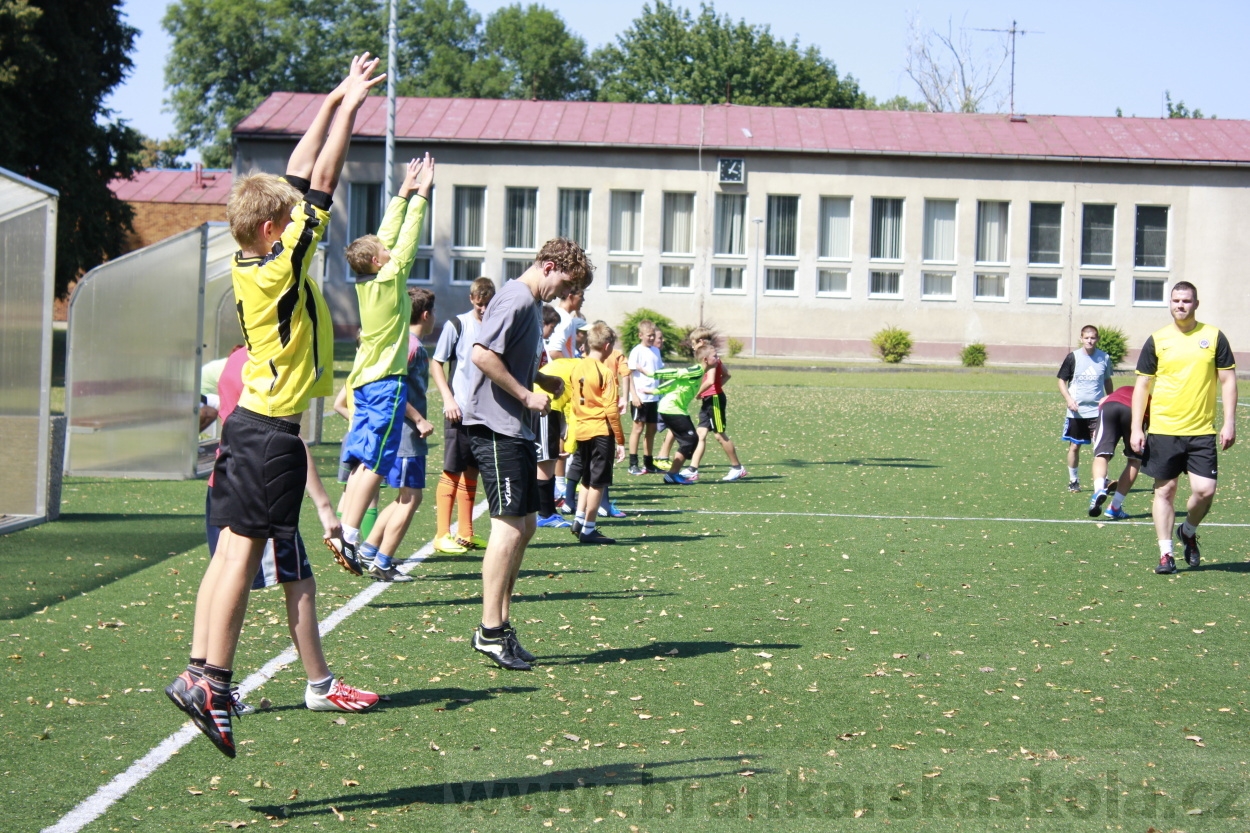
[342,52,386,109]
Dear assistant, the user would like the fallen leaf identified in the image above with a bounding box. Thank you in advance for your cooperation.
[329,806,345,822]
[754,652,773,658]
[187,789,203,796]
[333,717,347,726]
[564,733,581,742]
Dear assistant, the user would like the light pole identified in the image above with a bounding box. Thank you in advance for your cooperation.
[383,0,398,202]
[751,217,764,357]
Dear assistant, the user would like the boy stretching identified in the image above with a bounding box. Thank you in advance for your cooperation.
[333,153,435,572]
[653,357,708,486]
[568,322,626,543]
[173,54,384,758]
[686,328,747,481]
[353,288,436,580]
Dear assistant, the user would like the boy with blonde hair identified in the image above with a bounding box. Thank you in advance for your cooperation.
[627,320,662,474]
[568,322,626,543]
[175,54,385,758]
[332,153,435,573]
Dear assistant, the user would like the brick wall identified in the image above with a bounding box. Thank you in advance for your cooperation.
[123,201,227,252]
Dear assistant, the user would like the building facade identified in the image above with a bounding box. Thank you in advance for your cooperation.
[234,97,1250,364]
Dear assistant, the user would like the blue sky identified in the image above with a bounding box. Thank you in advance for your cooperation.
[106,0,1249,164]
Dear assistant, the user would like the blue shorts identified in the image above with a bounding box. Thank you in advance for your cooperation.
[205,490,312,589]
[342,376,406,474]
[386,455,427,490]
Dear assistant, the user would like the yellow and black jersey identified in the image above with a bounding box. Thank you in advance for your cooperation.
[1136,321,1235,436]
[234,180,335,417]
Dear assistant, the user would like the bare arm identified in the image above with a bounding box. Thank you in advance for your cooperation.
[285,85,346,181]
[310,54,386,195]
[1057,378,1079,415]
[332,385,351,420]
[471,344,550,413]
[405,401,434,439]
[1219,368,1237,450]
[303,441,341,540]
[430,359,460,422]
[1130,375,1154,454]
[696,366,716,397]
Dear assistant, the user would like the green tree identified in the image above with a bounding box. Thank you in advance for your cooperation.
[482,4,592,100]
[1165,91,1214,120]
[867,94,928,111]
[0,0,142,298]
[132,134,190,170]
[592,1,865,108]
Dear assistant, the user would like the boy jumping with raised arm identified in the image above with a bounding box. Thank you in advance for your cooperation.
[173,54,385,758]
[332,154,435,573]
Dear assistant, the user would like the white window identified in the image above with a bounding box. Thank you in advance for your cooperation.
[1135,206,1169,268]
[1081,204,1115,267]
[922,199,956,263]
[661,264,692,290]
[869,270,901,298]
[765,268,796,294]
[817,269,849,297]
[503,259,529,281]
[407,258,431,284]
[558,189,590,248]
[1027,275,1060,302]
[504,187,537,250]
[974,273,1007,300]
[713,266,744,292]
[453,186,485,249]
[662,192,695,254]
[607,262,640,290]
[1028,203,1061,265]
[766,195,799,257]
[870,198,903,260]
[1134,278,1166,305]
[714,193,746,255]
[609,190,642,253]
[976,201,1009,264]
[1080,275,1113,303]
[921,271,954,300]
[452,258,483,283]
[818,197,851,260]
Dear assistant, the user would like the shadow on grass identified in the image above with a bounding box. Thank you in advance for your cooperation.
[252,755,757,817]
[0,511,205,619]
[264,684,540,714]
[414,568,595,583]
[540,640,802,666]
[778,457,938,469]
[1191,561,1250,573]
[379,589,675,609]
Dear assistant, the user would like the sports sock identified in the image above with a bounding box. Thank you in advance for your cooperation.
[374,551,393,569]
[644,455,655,469]
[1094,477,1107,492]
[436,473,458,539]
[188,657,206,678]
[458,475,478,539]
[538,477,556,517]
[1159,539,1174,557]
[555,475,567,494]
[308,675,334,695]
[1068,467,1079,481]
[629,453,638,467]
[583,520,597,534]
[687,466,698,473]
[203,664,232,686]
[1110,492,1125,510]
[360,542,379,566]
[343,525,361,546]
[1181,521,1197,538]
[361,506,378,540]
[479,623,506,639]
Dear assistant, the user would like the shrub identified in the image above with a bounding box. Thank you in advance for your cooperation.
[727,337,744,358]
[960,343,988,367]
[872,325,913,364]
[1097,326,1129,368]
[618,308,684,359]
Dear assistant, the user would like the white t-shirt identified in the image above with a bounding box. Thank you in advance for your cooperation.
[545,306,580,358]
[628,343,663,403]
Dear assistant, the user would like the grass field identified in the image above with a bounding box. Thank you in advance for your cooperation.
[4,367,1250,832]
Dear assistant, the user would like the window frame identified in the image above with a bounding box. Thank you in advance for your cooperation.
[606,261,641,292]
[346,181,384,284]
[713,192,748,257]
[608,190,643,255]
[1080,203,1116,268]
[451,257,484,284]
[661,191,696,256]
[660,263,694,293]
[869,197,904,263]
[818,196,853,262]
[763,267,798,296]
[920,270,956,301]
[816,268,851,299]
[503,186,539,252]
[557,188,591,250]
[1027,201,1062,266]
[1025,274,1062,304]
[1134,205,1170,270]
[868,269,903,299]
[1133,277,1168,307]
[1079,274,1115,305]
[765,194,800,259]
[922,199,957,264]
[452,185,487,251]
[711,264,746,295]
[973,272,1009,302]
[975,200,1010,265]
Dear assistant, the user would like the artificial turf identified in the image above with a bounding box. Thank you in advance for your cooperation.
[3,368,1249,831]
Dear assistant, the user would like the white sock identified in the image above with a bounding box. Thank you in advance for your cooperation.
[1110,492,1125,510]
[343,525,361,545]
[1068,467,1079,480]
[575,512,586,523]
[1181,521,1197,538]
[583,520,596,534]
[308,675,334,695]
[1159,539,1173,556]
[1094,477,1107,492]
[555,476,567,492]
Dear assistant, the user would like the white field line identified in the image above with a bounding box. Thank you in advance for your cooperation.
[43,503,488,833]
[632,507,1250,529]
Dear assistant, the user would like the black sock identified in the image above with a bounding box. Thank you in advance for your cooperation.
[188,657,206,678]
[629,453,638,467]
[203,663,232,686]
[538,477,556,517]
[644,455,654,469]
[480,623,506,639]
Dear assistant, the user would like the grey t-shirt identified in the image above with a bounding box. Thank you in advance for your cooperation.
[462,279,542,439]
[432,311,482,406]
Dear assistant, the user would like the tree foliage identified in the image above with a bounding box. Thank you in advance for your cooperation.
[1165,91,1214,120]
[904,14,1008,113]
[483,4,591,101]
[0,0,142,297]
[592,1,864,108]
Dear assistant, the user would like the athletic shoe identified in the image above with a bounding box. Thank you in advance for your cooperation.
[555,497,574,515]
[722,466,747,482]
[165,668,196,710]
[653,457,671,466]
[537,513,572,528]
[678,467,699,481]
[643,465,664,475]
[433,534,469,554]
[628,465,645,476]
[579,528,616,545]
[1177,524,1201,568]
[305,678,379,712]
[368,563,414,582]
[467,534,489,549]
[663,472,691,485]
[1155,553,1177,575]
[504,626,537,663]
[231,698,257,716]
[1067,479,1081,493]
[185,677,236,758]
[325,538,363,576]
[1103,505,1130,521]
[602,501,627,519]
[571,519,583,537]
[1088,490,1110,518]
[472,628,532,671]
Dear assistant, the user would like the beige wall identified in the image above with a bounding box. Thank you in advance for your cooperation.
[234,138,1250,363]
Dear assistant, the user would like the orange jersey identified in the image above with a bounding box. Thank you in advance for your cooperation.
[569,356,624,444]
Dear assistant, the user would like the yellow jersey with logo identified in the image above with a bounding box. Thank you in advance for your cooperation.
[234,187,334,417]
[1135,321,1235,436]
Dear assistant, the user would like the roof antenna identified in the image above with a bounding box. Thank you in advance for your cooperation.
[973,19,1041,118]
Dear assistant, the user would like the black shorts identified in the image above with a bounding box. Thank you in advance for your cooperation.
[1093,402,1139,461]
[467,424,539,517]
[699,393,727,433]
[205,490,312,589]
[1142,434,1218,482]
[442,418,477,473]
[663,413,698,457]
[532,411,564,463]
[209,407,306,539]
[631,401,658,424]
[1061,415,1098,445]
[575,435,616,488]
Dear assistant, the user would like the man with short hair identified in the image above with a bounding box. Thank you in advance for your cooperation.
[463,238,593,670]
[1057,325,1113,493]
[1131,282,1237,574]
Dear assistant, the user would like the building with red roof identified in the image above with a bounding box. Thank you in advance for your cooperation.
[233,95,1250,363]
[109,166,232,252]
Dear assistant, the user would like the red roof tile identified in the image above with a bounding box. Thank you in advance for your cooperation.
[233,94,1250,166]
[109,168,233,204]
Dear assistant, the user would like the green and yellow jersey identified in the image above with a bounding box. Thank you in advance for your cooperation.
[1136,321,1235,436]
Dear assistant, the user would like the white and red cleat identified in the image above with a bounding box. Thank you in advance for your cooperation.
[305,678,380,712]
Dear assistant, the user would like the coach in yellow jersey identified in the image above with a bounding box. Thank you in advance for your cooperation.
[170,55,385,759]
[1130,281,1237,575]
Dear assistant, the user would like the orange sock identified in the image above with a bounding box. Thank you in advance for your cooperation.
[459,474,478,539]
[436,473,459,539]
